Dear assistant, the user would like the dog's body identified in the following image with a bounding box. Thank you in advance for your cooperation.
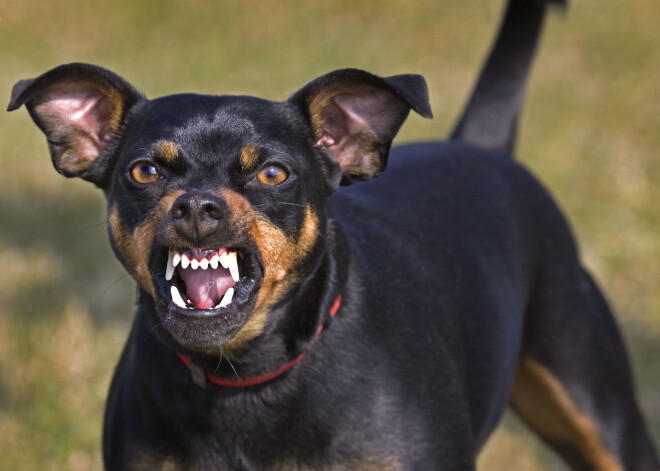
[9,0,660,469]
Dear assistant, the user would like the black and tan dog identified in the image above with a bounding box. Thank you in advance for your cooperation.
[8,0,660,469]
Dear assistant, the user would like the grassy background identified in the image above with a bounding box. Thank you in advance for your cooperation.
[0,0,658,469]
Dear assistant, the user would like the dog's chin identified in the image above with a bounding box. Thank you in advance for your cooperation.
[151,246,263,353]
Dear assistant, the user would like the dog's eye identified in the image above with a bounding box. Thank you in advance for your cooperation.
[257,165,288,185]
[130,162,163,184]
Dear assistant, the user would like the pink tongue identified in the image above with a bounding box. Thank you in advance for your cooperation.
[178,266,236,309]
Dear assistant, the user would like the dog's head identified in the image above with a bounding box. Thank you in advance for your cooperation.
[8,63,431,354]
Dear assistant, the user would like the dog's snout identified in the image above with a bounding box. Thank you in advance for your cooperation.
[171,191,226,243]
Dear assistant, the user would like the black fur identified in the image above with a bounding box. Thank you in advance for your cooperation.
[8,0,659,469]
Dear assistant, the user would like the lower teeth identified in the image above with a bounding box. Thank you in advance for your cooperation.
[218,287,234,308]
[171,285,187,308]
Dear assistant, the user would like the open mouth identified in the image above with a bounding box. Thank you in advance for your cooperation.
[158,247,260,318]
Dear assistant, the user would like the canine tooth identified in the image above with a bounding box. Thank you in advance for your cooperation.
[227,251,239,282]
[220,251,229,269]
[173,251,181,268]
[165,251,175,281]
[181,254,190,269]
[219,288,234,307]
[210,254,219,269]
[191,259,200,270]
[171,285,187,308]
[200,258,209,270]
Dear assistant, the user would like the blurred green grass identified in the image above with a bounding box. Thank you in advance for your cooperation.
[0,0,658,469]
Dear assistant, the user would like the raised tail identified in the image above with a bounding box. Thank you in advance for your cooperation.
[451,0,566,157]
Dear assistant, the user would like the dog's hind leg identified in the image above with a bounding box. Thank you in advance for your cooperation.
[510,232,659,469]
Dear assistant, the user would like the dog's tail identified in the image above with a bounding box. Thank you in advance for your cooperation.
[450,0,566,157]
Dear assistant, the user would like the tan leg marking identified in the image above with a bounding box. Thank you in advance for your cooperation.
[510,358,623,471]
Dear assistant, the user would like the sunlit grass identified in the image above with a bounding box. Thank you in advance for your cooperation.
[0,304,126,470]
[1,0,658,469]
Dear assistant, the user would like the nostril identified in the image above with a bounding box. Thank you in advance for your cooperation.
[203,203,224,221]
[172,203,188,220]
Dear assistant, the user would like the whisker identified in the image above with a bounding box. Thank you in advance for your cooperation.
[82,220,109,230]
[147,321,163,338]
[254,201,307,209]
[102,273,132,298]
[215,349,224,374]
[225,354,239,379]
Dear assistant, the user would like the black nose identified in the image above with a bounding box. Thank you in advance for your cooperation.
[171,191,226,243]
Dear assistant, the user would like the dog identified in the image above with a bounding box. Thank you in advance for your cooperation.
[8,0,660,469]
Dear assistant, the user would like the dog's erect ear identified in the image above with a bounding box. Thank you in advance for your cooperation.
[7,63,143,184]
[290,69,432,185]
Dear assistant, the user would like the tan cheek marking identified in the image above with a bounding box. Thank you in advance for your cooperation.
[109,203,156,296]
[155,140,180,164]
[298,205,320,255]
[510,358,623,471]
[108,191,184,297]
[240,144,261,171]
[221,190,319,350]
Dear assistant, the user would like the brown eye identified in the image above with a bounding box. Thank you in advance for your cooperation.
[257,165,288,185]
[130,162,162,184]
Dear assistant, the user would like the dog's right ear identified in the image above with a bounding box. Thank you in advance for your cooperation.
[7,63,143,186]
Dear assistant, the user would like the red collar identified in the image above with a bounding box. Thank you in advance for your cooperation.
[177,295,341,388]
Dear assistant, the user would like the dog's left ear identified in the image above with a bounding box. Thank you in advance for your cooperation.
[7,63,144,186]
[290,69,432,185]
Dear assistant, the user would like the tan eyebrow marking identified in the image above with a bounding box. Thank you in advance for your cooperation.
[239,144,262,171]
[154,140,180,163]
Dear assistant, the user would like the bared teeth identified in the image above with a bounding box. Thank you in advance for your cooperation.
[165,250,175,281]
[209,254,219,269]
[171,285,187,308]
[227,252,239,282]
[219,287,234,308]
[181,254,191,269]
[219,251,229,269]
[167,248,242,289]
